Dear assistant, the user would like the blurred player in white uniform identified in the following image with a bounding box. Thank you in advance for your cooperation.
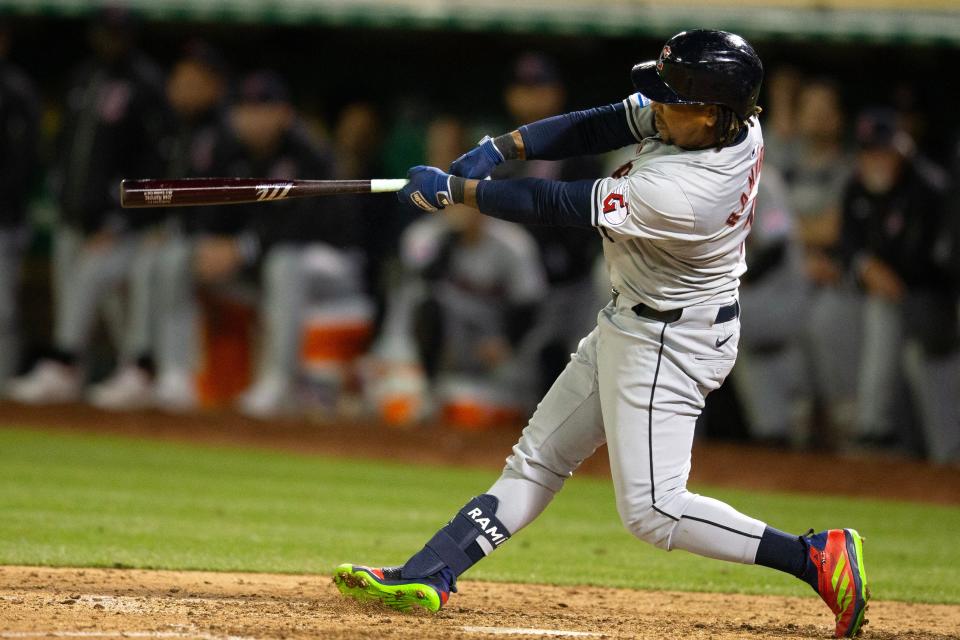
[734,165,811,445]
[87,40,232,410]
[7,12,165,404]
[335,31,869,638]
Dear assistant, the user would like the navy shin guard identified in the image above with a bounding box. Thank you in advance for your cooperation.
[401,494,512,579]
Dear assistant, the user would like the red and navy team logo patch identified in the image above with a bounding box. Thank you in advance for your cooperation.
[657,45,672,71]
[602,192,628,226]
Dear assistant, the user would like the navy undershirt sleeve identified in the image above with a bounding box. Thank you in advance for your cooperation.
[475,178,596,228]
[519,102,637,160]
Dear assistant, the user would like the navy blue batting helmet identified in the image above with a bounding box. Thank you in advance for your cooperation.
[631,30,763,121]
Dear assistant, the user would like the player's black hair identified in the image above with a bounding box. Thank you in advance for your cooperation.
[715,104,762,150]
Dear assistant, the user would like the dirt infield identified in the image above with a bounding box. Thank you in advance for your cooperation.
[2,566,959,640]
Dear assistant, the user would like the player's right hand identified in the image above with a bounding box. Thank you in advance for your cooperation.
[399,165,454,212]
[449,135,504,179]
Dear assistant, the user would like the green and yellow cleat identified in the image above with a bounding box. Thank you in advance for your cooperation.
[332,563,454,613]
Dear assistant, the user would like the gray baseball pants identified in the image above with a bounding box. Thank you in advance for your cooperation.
[857,296,960,464]
[802,286,862,429]
[154,237,363,383]
[253,244,364,384]
[52,226,154,360]
[735,256,810,442]
[485,294,766,564]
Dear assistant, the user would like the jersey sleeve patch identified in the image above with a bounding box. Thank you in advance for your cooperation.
[600,184,630,227]
[623,93,652,142]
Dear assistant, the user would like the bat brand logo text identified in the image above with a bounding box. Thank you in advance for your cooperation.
[256,184,293,201]
[144,189,173,205]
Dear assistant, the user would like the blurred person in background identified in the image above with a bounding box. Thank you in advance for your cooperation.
[329,102,394,320]
[733,165,811,446]
[840,107,959,464]
[760,66,801,170]
[370,116,546,419]
[952,130,960,316]
[493,53,605,397]
[333,102,381,183]
[767,78,860,443]
[150,71,348,416]
[0,24,40,389]
[232,75,363,419]
[7,9,166,404]
[88,40,233,410]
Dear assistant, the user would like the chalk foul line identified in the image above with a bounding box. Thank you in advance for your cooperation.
[461,626,603,637]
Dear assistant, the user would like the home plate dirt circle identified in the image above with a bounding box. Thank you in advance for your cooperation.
[2,567,958,639]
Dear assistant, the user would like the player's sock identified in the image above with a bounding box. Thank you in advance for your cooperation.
[400,494,512,582]
[754,526,817,589]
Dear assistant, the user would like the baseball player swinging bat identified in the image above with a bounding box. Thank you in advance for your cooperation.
[119,177,409,208]
[331,29,871,639]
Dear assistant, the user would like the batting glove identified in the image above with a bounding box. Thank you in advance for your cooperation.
[399,165,454,212]
[449,135,504,179]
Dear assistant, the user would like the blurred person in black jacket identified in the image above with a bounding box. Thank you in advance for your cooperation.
[492,53,605,397]
[150,71,359,417]
[7,9,166,404]
[841,107,959,464]
[88,40,234,410]
[0,25,40,388]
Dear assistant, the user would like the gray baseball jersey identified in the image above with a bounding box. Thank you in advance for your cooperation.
[481,95,771,568]
[591,93,764,310]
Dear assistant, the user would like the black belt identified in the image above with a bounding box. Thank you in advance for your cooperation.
[630,300,739,325]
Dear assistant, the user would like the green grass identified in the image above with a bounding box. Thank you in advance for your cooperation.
[0,426,957,604]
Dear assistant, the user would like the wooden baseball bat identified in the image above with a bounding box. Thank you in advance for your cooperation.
[120,177,409,208]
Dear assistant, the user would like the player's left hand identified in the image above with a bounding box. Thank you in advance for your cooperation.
[399,165,454,212]
[449,135,504,179]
